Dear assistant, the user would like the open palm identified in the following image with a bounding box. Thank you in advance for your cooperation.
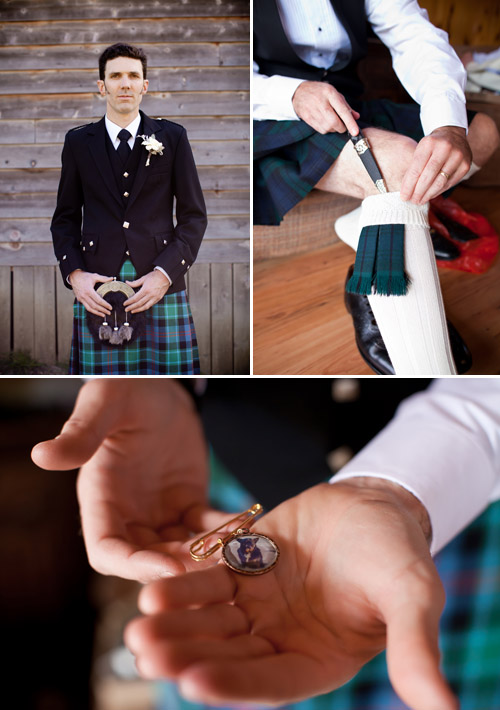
[126,482,458,709]
[32,379,227,582]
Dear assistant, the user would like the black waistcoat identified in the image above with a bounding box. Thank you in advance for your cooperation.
[254,0,368,97]
[105,124,144,212]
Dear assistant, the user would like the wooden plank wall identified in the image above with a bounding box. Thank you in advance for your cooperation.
[0,0,250,374]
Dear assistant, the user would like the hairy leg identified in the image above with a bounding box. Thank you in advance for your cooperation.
[315,126,417,199]
[467,112,500,167]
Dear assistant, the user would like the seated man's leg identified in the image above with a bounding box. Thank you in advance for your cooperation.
[466,112,500,172]
[316,128,457,375]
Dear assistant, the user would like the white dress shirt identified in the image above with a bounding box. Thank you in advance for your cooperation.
[104,114,171,286]
[105,113,142,150]
[331,379,500,555]
[253,0,468,136]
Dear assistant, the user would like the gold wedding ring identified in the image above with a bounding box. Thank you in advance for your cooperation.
[439,170,450,180]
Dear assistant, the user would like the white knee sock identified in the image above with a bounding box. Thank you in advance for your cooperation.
[335,193,456,375]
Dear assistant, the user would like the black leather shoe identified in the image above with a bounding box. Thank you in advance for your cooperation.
[433,211,479,242]
[344,267,395,375]
[344,266,472,375]
[430,228,460,261]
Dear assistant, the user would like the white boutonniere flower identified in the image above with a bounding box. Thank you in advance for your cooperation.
[139,134,164,166]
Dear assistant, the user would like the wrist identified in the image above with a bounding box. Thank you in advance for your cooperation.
[431,125,466,137]
[68,268,83,286]
[332,476,432,546]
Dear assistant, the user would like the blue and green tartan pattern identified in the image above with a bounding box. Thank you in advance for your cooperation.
[155,461,500,710]
[69,260,200,375]
[346,223,410,296]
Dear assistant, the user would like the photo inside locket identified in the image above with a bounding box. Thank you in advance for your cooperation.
[224,534,278,571]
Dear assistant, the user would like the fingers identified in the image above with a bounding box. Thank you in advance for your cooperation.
[292,81,360,134]
[31,379,125,470]
[125,276,146,288]
[124,290,159,313]
[130,633,274,679]
[178,653,330,706]
[138,565,237,613]
[327,93,360,136]
[126,604,250,649]
[383,570,459,710]
[400,130,471,204]
[182,504,235,535]
[123,273,168,312]
[80,290,112,317]
[73,273,114,316]
[95,273,115,284]
[86,537,187,582]
[386,607,458,710]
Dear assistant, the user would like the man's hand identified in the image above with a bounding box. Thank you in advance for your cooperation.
[400,125,472,205]
[292,81,360,135]
[125,480,458,710]
[31,379,226,583]
[69,269,114,317]
[124,269,170,313]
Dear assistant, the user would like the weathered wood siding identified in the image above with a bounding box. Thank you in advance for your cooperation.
[0,0,250,374]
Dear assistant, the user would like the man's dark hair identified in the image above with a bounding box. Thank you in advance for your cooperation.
[99,43,148,80]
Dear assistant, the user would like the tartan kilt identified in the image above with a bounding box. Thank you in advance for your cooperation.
[254,98,475,226]
[69,260,200,375]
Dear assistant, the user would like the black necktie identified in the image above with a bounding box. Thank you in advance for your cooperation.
[117,128,132,164]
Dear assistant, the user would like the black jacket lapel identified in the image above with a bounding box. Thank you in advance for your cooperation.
[126,111,164,211]
[87,117,123,209]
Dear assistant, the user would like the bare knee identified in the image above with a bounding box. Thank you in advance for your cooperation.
[469,112,500,165]
[362,129,417,194]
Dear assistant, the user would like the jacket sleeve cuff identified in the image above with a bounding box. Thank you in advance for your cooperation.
[58,250,85,288]
[153,241,192,284]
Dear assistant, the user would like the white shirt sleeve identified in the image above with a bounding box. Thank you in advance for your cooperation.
[330,379,500,556]
[366,0,468,135]
[253,60,305,121]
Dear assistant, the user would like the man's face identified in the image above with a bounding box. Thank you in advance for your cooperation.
[97,56,148,118]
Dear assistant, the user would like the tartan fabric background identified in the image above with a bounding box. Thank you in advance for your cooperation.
[156,456,500,710]
[69,260,200,375]
[254,98,476,227]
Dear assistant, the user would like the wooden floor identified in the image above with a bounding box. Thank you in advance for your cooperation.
[253,186,500,375]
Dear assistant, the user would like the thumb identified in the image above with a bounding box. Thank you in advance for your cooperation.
[384,579,459,710]
[94,274,114,284]
[126,276,146,288]
[31,380,124,471]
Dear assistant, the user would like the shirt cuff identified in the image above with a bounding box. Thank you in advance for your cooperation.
[420,94,468,136]
[154,265,172,286]
[253,73,305,121]
[329,384,500,556]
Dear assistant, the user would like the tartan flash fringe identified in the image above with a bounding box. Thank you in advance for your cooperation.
[345,222,410,296]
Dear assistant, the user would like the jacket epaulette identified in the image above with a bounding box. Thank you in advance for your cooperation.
[68,122,93,132]
[155,117,184,130]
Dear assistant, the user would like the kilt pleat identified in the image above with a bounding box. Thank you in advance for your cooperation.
[69,260,200,375]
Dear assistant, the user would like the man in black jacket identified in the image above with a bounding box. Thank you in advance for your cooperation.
[51,43,207,374]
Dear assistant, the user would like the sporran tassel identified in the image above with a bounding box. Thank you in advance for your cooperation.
[99,323,112,341]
